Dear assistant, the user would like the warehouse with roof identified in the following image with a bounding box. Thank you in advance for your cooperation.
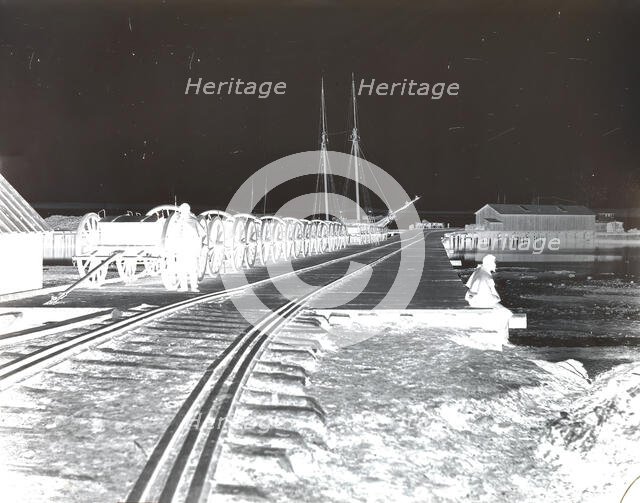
[0,172,51,295]
[442,203,599,260]
[475,204,596,232]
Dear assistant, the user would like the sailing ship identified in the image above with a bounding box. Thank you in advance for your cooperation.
[314,75,420,244]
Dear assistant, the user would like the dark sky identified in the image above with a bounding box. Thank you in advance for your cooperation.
[0,0,639,213]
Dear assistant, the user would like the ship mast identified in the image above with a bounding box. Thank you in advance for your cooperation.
[320,77,330,220]
[349,74,362,221]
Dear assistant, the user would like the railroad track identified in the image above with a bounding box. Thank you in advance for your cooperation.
[0,232,423,502]
[126,234,421,503]
[0,235,417,391]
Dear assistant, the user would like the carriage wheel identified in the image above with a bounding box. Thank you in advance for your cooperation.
[90,258,108,286]
[231,219,246,271]
[290,222,300,259]
[308,223,315,255]
[143,257,161,277]
[146,204,179,220]
[302,223,310,257]
[87,257,107,287]
[315,223,323,253]
[116,257,138,283]
[298,223,306,257]
[245,220,258,268]
[272,221,285,262]
[260,220,273,265]
[299,224,307,257]
[207,217,225,276]
[319,223,329,253]
[76,257,89,279]
[316,223,324,254]
[293,222,302,258]
[310,222,319,255]
[75,257,107,287]
[75,212,100,259]
[196,219,208,282]
[283,222,294,260]
[304,223,312,255]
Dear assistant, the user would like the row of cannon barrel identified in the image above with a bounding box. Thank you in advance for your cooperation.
[73,204,388,291]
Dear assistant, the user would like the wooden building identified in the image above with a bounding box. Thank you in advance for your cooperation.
[0,173,51,295]
[442,203,598,261]
[475,204,596,232]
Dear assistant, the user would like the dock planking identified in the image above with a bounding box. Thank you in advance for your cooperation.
[340,230,469,310]
[318,230,521,349]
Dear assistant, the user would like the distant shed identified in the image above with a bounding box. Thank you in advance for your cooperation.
[476,204,596,232]
[0,173,51,295]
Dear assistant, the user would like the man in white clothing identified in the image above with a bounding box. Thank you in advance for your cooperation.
[465,254,501,308]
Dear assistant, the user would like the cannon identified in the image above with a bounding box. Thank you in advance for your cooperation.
[66,202,351,299]
[282,217,305,259]
[195,214,347,273]
[197,210,228,276]
[237,214,261,269]
[199,211,266,273]
[73,204,207,291]
[199,210,245,272]
[259,216,287,263]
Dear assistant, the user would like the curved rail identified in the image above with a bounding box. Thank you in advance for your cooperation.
[126,232,423,503]
[0,234,410,391]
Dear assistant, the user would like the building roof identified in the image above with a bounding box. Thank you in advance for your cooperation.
[0,173,51,233]
[478,203,596,216]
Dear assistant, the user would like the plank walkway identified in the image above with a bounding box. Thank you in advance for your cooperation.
[340,230,468,310]
[0,239,401,311]
[0,230,470,322]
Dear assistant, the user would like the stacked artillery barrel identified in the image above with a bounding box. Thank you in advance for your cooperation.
[73,204,359,291]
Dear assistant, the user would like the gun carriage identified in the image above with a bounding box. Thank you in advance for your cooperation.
[59,78,418,298]
[74,204,207,291]
[69,193,382,300]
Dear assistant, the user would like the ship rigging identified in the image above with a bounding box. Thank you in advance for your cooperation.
[313,74,420,243]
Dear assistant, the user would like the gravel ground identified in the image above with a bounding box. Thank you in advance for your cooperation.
[42,266,78,288]
[290,325,640,503]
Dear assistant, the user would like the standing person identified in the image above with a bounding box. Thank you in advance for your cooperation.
[176,203,200,293]
[465,254,501,308]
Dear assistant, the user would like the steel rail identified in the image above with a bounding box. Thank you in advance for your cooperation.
[126,233,424,503]
[0,233,416,390]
